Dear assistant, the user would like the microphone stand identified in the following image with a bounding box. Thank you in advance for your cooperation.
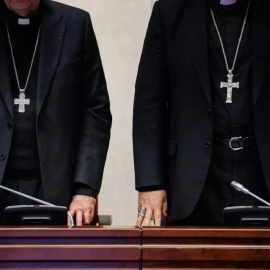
[231,181,270,207]
[0,185,74,227]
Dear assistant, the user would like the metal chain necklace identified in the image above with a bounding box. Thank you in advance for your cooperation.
[6,20,41,113]
[209,0,250,103]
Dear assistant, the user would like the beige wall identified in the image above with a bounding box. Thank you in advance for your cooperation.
[56,0,153,225]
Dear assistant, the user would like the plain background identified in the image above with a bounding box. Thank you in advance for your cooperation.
[56,0,156,225]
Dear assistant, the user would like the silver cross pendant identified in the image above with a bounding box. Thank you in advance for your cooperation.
[14,92,30,113]
[220,72,239,104]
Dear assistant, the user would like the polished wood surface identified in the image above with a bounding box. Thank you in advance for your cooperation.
[143,227,270,270]
[0,226,141,270]
[1,226,270,269]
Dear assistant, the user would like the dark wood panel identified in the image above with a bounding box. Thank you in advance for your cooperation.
[143,227,270,239]
[143,261,270,270]
[143,245,270,261]
[0,227,142,270]
[0,245,140,261]
[0,226,140,245]
[142,227,270,269]
[0,226,140,238]
[2,227,270,270]
[0,262,139,270]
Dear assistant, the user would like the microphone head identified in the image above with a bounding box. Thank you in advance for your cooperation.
[231,181,249,194]
[231,181,244,192]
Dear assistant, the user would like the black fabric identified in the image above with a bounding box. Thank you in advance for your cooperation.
[3,6,41,171]
[73,183,99,198]
[137,185,165,192]
[171,142,269,226]
[208,0,255,138]
[134,0,270,221]
[0,0,111,208]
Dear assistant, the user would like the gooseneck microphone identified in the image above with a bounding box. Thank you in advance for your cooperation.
[231,181,270,207]
[0,185,74,227]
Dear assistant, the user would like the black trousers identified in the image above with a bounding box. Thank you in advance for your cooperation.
[172,141,270,226]
[0,171,44,225]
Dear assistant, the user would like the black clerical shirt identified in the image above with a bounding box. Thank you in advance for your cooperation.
[5,8,40,171]
[209,0,255,138]
[2,6,98,198]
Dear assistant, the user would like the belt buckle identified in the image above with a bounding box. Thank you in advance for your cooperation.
[229,136,244,151]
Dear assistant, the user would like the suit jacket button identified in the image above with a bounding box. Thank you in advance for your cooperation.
[206,108,211,116]
[0,154,6,161]
[205,141,211,148]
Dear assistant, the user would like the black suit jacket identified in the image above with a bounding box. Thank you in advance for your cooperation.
[0,0,112,207]
[134,0,270,220]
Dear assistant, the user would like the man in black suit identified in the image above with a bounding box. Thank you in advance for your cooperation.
[0,0,111,225]
[134,0,270,226]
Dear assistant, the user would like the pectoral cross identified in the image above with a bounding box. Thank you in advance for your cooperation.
[220,72,239,104]
[14,92,30,113]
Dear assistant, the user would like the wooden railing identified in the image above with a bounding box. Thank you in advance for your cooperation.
[1,226,270,269]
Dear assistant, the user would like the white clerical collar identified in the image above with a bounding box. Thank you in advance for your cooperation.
[18,18,30,25]
[220,0,237,5]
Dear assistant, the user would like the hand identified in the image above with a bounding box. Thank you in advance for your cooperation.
[68,195,96,226]
[136,190,167,227]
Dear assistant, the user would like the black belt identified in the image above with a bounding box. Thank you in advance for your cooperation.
[214,136,256,151]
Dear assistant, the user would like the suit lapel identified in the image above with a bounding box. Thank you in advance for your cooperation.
[0,18,14,117]
[186,0,211,105]
[252,0,270,105]
[36,0,66,116]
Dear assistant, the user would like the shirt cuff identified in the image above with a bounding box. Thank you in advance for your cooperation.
[137,185,165,192]
[73,183,99,198]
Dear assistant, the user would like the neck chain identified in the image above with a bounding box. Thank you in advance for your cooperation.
[5,20,41,113]
[209,0,250,103]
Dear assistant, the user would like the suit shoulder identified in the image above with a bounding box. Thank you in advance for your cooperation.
[48,1,89,20]
[154,0,193,21]
[157,0,192,10]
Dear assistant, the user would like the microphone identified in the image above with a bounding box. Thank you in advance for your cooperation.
[231,181,270,207]
[0,185,74,227]
[231,181,249,194]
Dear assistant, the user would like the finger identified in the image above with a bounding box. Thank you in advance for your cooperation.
[90,208,95,223]
[142,208,153,227]
[76,209,83,226]
[153,208,162,227]
[84,210,91,225]
[136,209,145,227]
[69,208,76,217]
[162,199,168,217]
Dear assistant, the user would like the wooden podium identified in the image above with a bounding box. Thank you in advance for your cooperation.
[1,227,270,269]
[143,227,270,270]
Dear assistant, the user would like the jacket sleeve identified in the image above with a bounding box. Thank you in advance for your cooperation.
[133,1,168,190]
[73,13,112,194]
